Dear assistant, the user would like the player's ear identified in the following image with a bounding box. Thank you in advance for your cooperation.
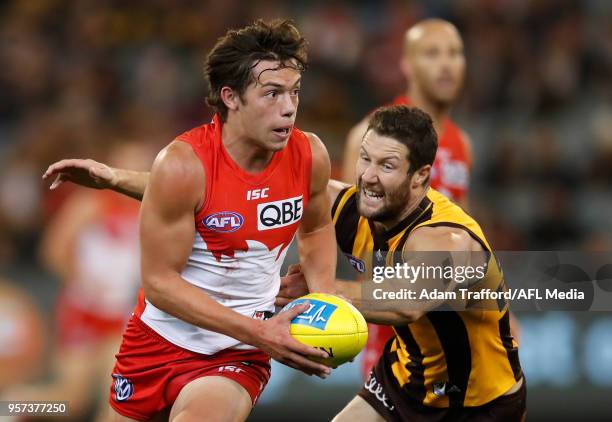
[412,165,431,187]
[220,87,240,111]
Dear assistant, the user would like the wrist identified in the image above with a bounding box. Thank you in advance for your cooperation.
[109,167,122,190]
[240,318,265,348]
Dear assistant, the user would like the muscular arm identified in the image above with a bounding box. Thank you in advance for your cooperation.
[140,141,263,341]
[296,133,337,294]
[350,226,479,324]
[284,226,481,325]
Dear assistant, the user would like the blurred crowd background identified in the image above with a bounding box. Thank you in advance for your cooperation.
[1,0,611,420]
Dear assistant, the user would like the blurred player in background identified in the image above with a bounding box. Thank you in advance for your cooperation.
[44,19,336,422]
[343,19,471,205]
[0,279,45,392]
[2,142,149,421]
[343,19,480,378]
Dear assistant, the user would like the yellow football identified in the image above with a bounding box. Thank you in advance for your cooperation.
[282,293,368,367]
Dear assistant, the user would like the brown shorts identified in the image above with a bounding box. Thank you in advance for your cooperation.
[358,369,526,422]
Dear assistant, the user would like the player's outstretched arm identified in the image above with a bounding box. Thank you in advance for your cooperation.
[140,142,331,378]
[360,226,478,325]
[42,158,150,201]
[277,227,480,322]
[297,133,337,295]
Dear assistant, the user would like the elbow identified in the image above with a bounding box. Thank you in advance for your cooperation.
[141,274,168,308]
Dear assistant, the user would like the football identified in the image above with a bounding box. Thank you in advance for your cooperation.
[282,293,368,367]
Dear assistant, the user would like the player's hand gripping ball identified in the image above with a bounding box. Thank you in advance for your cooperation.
[281,293,368,367]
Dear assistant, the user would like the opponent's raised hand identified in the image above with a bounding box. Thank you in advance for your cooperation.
[276,264,310,307]
[43,159,116,190]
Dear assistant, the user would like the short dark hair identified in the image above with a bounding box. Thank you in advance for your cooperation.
[204,19,308,120]
[367,105,438,174]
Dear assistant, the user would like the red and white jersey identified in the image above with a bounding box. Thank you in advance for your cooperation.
[63,191,140,320]
[390,95,471,202]
[137,115,312,355]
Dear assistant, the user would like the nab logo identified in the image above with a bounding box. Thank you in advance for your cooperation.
[284,298,337,330]
[257,196,303,231]
[204,211,244,233]
[112,374,134,402]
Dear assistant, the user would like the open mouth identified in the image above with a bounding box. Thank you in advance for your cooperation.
[363,188,384,200]
[273,127,291,136]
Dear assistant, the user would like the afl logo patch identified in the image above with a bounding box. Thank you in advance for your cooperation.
[112,374,134,402]
[204,211,244,233]
[344,254,366,273]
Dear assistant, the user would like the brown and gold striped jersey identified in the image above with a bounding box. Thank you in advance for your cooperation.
[332,186,522,408]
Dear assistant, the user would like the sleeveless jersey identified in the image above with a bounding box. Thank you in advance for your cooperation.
[64,190,140,320]
[332,186,522,408]
[137,115,312,354]
[390,95,471,202]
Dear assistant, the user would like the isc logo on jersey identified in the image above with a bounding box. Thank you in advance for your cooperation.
[204,211,244,233]
[257,196,303,231]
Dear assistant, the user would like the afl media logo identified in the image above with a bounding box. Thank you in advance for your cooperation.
[204,211,244,233]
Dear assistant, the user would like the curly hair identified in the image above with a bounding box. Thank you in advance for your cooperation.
[204,19,308,120]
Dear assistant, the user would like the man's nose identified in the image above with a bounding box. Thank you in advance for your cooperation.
[360,164,378,184]
[280,92,296,117]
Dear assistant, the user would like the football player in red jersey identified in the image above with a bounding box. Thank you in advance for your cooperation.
[3,142,145,422]
[45,20,337,422]
[342,19,474,379]
[343,19,470,206]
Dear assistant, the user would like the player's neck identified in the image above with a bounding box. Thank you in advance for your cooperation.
[221,121,275,173]
[407,88,450,135]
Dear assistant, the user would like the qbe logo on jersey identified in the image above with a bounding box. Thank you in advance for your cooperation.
[257,195,303,231]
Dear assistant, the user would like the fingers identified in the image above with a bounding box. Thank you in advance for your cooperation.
[274,296,292,307]
[287,336,329,360]
[286,352,331,378]
[278,353,331,378]
[49,174,64,190]
[279,275,290,291]
[42,159,84,179]
[281,301,309,320]
[279,273,309,301]
[286,263,301,276]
